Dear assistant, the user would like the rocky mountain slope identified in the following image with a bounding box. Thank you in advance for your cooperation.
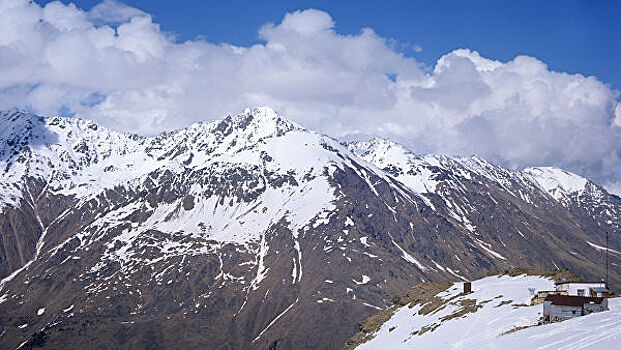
[0,107,618,349]
[347,272,620,349]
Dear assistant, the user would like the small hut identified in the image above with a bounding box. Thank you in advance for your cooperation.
[463,282,471,294]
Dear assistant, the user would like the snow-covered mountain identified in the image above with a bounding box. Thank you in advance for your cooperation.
[349,137,621,259]
[348,273,620,349]
[0,108,618,349]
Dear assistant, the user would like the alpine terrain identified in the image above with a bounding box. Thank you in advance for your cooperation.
[0,107,618,349]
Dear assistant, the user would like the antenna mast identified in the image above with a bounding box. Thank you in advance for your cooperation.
[605,231,609,289]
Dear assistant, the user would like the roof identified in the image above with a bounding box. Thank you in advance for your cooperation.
[544,295,605,306]
[590,287,610,293]
[555,281,605,286]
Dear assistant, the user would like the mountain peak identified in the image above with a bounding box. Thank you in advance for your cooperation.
[181,106,303,142]
[236,106,303,134]
[348,137,415,160]
[242,106,278,119]
[524,166,589,200]
[0,109,51,160]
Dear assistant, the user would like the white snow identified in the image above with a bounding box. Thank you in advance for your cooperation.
[524,167,588,201]
[293,240,303,283]
[353,275,371,285]
[250,230,270,290]
[362,302,383,310]
[474,238,506,260]
[252,298,298,343]
[445,267,467,281]
[0,260,34,292]
[345,217,355,227]
[587,241,621,255]
[391,239,428,270]
[348,138,440,195]
[291,257,298,284]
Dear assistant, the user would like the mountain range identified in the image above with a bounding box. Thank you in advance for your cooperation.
[0,107,618,349]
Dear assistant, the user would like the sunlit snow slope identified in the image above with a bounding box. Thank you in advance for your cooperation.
[357,274,620,350]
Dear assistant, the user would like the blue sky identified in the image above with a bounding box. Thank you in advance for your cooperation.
[36,0,621,89]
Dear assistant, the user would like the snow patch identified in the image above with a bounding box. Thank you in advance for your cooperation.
[391,239,428,271]
[353,275,371,285]
[524,167,588,201]
[587,241,621,255]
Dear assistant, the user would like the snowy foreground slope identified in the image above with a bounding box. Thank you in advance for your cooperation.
[0,108,619,349]
[355,274,620,350]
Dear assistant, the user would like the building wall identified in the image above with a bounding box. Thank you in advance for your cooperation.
[550,304,582,321]
[556,283,605,296]
[543,301,552,320]
[543,299,608,322]
[543,301,582,321]
[584,299,608,314]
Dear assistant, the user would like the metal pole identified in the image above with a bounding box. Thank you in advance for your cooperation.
[605,231,609,289]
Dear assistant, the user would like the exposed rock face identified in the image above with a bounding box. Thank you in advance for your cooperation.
[0,108,618,349]
[0,203,41,278]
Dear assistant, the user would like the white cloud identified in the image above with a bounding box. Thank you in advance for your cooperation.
[0,0,620,193]
[88,0,145,24]
[272,8,335,35]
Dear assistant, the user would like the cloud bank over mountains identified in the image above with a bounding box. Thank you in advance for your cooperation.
[1,0,620,192]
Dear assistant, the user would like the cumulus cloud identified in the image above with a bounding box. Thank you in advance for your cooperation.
[0,0,620,193]
[88,0,145,24]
